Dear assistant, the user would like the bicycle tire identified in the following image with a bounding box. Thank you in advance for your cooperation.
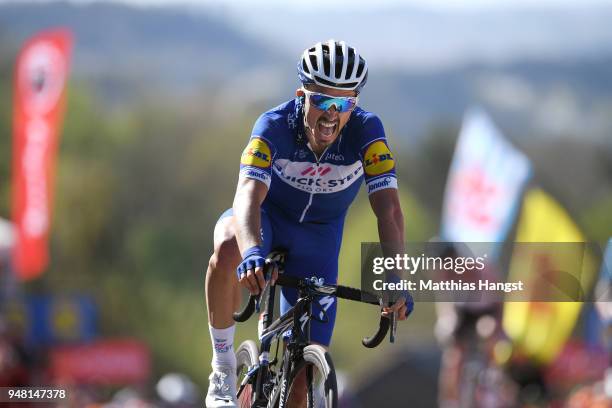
[236,340,259,408]
[284,345,338,408]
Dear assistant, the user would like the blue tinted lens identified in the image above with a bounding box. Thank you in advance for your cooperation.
[309,94,357,112]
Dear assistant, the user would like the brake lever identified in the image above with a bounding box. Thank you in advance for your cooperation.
[255,280,268,313]
[256,262,274,313]
[255,296,261,313]
[390,310,397,344]
[379,298,397,344]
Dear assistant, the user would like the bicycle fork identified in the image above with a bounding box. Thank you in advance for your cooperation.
[252,281,277,407]
[276,353,292,408]
[277,299,312,408]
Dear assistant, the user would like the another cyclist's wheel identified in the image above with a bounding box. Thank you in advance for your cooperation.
[236,340,259,408]
[286,345,338,408]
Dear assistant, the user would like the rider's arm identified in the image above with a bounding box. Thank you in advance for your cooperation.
[369,188,411,321]
[232,176,271,294]
[369,188,404,248]
[357,113,410,318]
[233,177,268,253]
[235,115,277,293]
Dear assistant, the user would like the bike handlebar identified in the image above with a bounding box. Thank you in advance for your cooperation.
[232,294,258,322]
[362,313,391,348]
[232,269,393,348]
[331,280,393,348]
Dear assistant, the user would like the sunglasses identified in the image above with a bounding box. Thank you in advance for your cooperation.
[302,89,359,113]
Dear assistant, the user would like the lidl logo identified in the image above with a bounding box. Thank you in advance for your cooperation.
[363,141,394,176]
[241,138,272,168]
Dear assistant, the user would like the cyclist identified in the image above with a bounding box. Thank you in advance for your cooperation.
[204,40,413,407]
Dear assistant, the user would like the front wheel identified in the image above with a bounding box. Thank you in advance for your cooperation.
[285,345,338,408]
[236,340,259,407]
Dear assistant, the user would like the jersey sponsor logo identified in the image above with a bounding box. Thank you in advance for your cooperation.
[324,152,345,161]
[240,167,271,187]
[241,138,271,168]
[243,168,269,181]
[272,159,363,194]
[363,141,395,176]
[367,176,398,194]
[287,112,298,129]
[301,166,332,176]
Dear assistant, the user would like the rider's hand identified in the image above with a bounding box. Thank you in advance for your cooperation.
[382,290,414,321]
[236,246,278,295]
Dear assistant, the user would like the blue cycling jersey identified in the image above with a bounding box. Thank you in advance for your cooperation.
[239,97,398,224]
[230,96,399,345]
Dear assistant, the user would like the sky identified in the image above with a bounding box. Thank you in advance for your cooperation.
[10,0,609,71]
[9,0,612,10]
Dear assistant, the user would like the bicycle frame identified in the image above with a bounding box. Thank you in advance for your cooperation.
[246,278,323,407]
[234,254,395,407]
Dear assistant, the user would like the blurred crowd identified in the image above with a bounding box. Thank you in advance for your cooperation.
[0,320,201,408]
[432,242,611,408]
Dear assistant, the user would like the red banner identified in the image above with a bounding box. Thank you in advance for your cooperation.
[11,29,73,280]
[49,339,151,385]
[545,340,609,389]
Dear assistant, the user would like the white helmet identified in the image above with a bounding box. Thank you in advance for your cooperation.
[297,39,368,93]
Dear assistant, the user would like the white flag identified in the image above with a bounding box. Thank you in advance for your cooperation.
[441,108,531,257]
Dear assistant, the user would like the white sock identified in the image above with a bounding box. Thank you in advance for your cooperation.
[209,324,237,369]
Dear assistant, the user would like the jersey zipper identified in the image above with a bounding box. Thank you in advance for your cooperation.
[299,144,330,223]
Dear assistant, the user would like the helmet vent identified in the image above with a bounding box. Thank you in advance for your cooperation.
[346,47,356,78]
[334,59,343,78]
[356,59,365,78]
[346,63,354,79]
[309,53,318,71]
[322,44,330,75]
[323,56,330,77]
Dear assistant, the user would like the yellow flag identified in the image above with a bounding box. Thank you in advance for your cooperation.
[503,189,597,364]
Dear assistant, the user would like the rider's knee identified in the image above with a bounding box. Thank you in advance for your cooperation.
[208,225,240,274]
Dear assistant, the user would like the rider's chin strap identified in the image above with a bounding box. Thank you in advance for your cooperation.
[294,95,306,145]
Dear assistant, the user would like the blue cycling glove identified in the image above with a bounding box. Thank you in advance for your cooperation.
[236,245,266,279]
[388,273,414,318]
[402,290,415,318]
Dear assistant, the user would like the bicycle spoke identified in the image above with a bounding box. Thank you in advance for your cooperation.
[307,365,313,408]
[237,364,253,407]
[285,363,329,408]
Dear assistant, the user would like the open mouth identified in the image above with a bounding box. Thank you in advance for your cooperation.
[317,119,337,139]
